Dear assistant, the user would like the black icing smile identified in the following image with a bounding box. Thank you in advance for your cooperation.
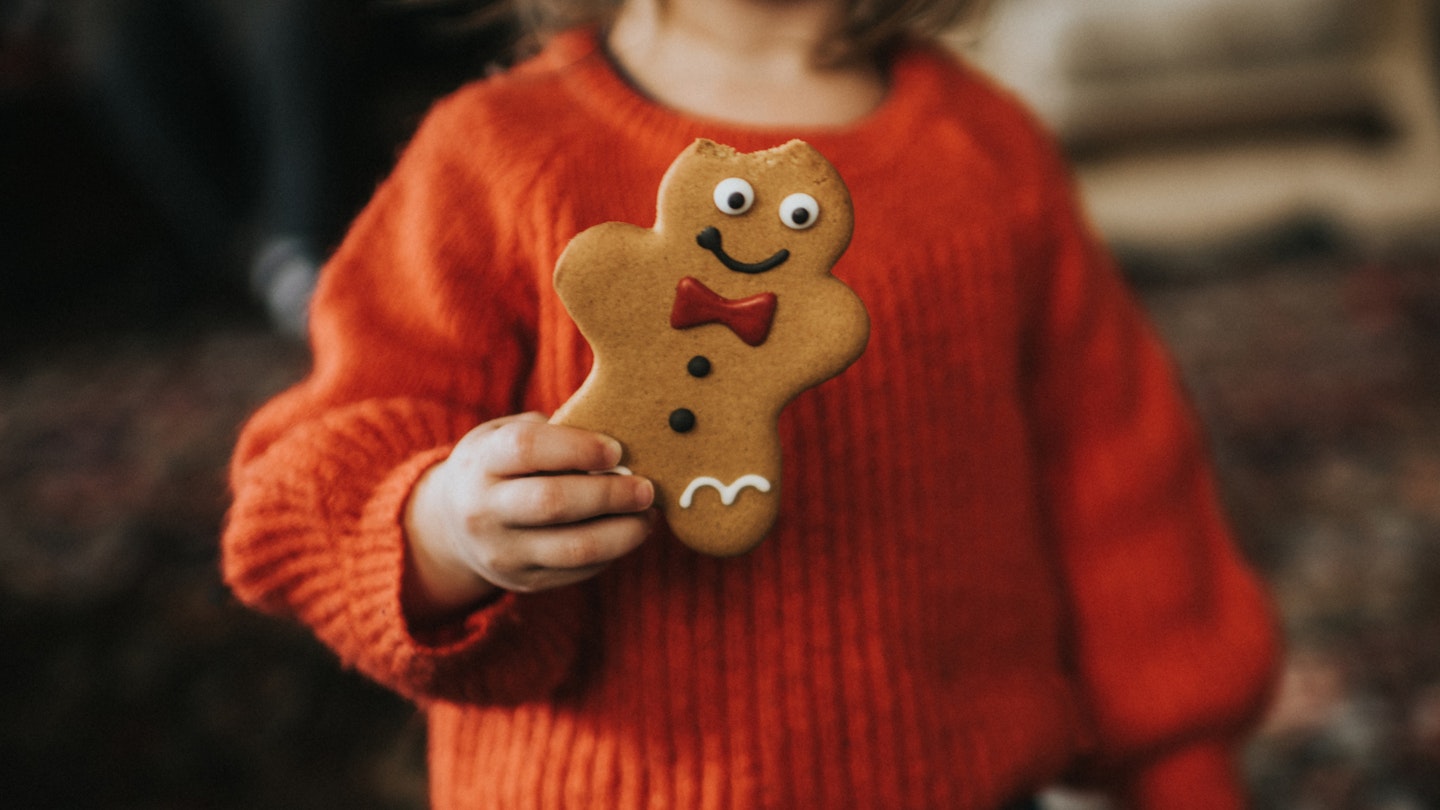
[696,227,789,274]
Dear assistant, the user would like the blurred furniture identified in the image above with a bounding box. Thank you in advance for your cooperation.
[965,0,1440,256]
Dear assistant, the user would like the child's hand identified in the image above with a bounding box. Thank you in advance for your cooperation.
[402,413,655,622]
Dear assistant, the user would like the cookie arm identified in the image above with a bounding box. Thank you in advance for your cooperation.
[1021,155,1279,805]
[742,278,868,409]
[787,282,870,391]
[223,95,586,707]
[552,221,657,348]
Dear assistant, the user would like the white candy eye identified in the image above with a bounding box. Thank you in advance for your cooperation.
[713,178,755,215]
[779,193,820,230]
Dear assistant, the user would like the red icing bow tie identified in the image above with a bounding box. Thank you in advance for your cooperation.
[670,276,777,347]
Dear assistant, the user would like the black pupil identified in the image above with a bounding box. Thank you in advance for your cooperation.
[791,208,811,225]
[727,191,747,210]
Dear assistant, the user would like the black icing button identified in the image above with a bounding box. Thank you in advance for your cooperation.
[687,355,712,378]
[668,408,696,433]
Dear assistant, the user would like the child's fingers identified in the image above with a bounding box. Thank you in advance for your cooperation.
[503,562,612,594]
[483,411,548,425]
[478,419,624,478]
[510,514,653,589]
[489,472,654,529]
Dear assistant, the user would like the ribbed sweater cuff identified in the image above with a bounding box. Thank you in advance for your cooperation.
[355,446,465,647]
[1120,743,1246,810]
[354,446,588,706]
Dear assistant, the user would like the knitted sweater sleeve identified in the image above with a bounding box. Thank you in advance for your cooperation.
[1022,151,1279,807]
[222,93,587,706]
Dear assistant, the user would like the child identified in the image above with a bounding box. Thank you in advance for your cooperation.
[223,0,1279,807]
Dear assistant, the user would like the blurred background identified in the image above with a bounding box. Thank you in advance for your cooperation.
[2,0,1439,807]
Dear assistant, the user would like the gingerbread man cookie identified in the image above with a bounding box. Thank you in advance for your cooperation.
[551,139,869,556]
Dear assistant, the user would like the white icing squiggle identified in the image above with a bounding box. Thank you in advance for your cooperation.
[679,474,772,508]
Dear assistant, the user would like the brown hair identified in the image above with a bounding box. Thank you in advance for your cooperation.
[503,0,991,63]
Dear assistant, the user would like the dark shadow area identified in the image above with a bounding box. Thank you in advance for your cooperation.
[1,3,516,806]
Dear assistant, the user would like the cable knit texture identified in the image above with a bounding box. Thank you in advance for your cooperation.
[223,29,1279,809]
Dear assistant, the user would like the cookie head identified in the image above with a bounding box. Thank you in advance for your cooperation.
[656,139,853,281]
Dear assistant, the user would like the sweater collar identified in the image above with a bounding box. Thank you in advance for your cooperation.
[530,27,959,177]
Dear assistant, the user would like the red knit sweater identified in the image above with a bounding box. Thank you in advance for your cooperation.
[223,29,1278,809]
